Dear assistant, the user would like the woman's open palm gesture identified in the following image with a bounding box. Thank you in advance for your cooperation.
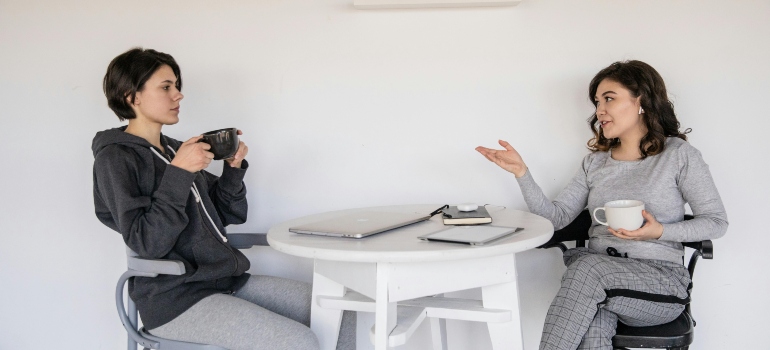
[476,140,528,177]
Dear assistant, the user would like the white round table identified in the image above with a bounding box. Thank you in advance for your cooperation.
[267,204,553,350]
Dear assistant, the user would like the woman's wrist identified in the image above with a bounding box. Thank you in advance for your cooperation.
[513,166,527,178]
[225,159,242,168]
[653,222,664,240]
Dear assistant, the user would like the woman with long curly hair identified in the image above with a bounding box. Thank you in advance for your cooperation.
[476,60,728,350]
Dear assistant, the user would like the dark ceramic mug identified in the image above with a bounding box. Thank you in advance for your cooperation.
[200,128,239,160]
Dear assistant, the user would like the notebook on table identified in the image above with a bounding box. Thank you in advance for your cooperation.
[289,211,433,238]
[442,205,493,225]
[418,225,523,246]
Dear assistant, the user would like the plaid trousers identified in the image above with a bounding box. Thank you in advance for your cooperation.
[539,248,691,350]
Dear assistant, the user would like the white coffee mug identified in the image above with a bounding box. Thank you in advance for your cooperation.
[592,200,645,230]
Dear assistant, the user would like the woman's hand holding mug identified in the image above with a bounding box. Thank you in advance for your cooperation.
[171,135,214,173]
[592,200,663,241]
[609,210,664,241]
[476,140,528,178]
[224,130,248,168]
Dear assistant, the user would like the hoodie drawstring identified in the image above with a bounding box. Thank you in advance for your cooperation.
[150,146,228,243]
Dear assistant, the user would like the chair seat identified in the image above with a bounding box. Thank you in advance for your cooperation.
[612,311,694,348]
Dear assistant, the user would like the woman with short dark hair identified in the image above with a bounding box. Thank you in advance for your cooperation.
[93,48,355,350]
[477,60,728,350]
[103,48,183,122]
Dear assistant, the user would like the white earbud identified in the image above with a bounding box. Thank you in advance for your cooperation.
[639,106,645,114]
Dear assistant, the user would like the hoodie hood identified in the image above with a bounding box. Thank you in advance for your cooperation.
[92,126,152,157]
[91,126,182,210]
[92,126,178,157]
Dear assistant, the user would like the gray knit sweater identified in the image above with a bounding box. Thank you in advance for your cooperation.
[517,137,728,264]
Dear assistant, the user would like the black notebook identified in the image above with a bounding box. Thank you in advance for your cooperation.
[442,206,492,225]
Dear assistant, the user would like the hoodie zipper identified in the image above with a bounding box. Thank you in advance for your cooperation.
[150,146,228,243]
[150,145,240,276]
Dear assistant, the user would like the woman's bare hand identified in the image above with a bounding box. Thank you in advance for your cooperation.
[475,140,528,177]
[608,210,664,241]
[170,136,214,173]
[225,130,248,168]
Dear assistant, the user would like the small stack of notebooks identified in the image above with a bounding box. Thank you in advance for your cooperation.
[442,206,492,225]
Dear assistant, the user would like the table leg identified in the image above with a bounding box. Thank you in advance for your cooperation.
[311,271,345,350]
[428,292,448,350]
[429,317,448,350]
[482,280,523,350]
[374,263,396,350]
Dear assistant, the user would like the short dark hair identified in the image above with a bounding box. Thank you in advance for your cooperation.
[103,48,182,121]
[586,60,689,158]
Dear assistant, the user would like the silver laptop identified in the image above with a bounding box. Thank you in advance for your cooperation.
[289,211,432,238]
[418,225,523,246]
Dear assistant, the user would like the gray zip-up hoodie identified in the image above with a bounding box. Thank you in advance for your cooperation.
[92,126,251,330]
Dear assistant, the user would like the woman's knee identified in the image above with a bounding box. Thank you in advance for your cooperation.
[288,323,320,350]
[296,327,321,350]
[256,315,319,350]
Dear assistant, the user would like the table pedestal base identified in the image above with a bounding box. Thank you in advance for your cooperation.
[311,253,523,350]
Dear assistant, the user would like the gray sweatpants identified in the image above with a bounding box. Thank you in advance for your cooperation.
[540,248,691,350]
[149,275,356,350]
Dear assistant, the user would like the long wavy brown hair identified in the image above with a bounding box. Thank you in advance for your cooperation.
[587,60,690,158]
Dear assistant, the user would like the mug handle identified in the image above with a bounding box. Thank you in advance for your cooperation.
[592,207,608,226]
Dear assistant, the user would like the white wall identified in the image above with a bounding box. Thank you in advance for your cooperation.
[1,0,768,349]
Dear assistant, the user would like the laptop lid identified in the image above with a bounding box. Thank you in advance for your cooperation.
[289,211,432,238]
[417,225,523,246]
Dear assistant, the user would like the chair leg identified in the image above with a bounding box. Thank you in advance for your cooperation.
[128,295,139,350]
